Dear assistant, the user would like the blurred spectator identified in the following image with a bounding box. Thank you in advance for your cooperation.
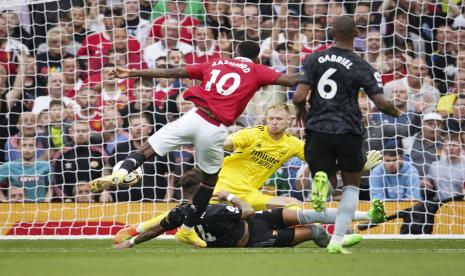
[444,94,465,133]
[124,0,151,46]
[379,48,407,85]
[364,30,383,70]
[299,20,328,60]
[143,18,193,68]
[153,66,182,122]
[369,146,422,201]
[436,69,465,117]
[5,53,46,129]
[229,4,245,31]
[58,12,82,56]
[4,112,47,161]
[425,133,465,202]
[176,90,195,115]
[167,48,184,67]
[101,107,129,155]
[53,121,104,200]
[98,63,129,109]
[302,0,327,24]
[0,137,52,202]
[403,112,444,199]
[74,182,94,203]
[120,79,167,131]
[42,100,73,150]
[75,86,103,133]
[430,25,457,94]
[139,0,153,20]
[62,56,84,98]
[353,2,372,53]
[0,13,29,75]
[69,5,89,44]
[232,4,271,45]
[78,7,142,74]
[32,72,81,115]
[205,0,231,32]
[150,0,205,23]
[109,113,169,201]
[184,26,221,65]
[36,27,74,75]
[8,186,24,202]
[371,84,420,140]
[3,10,33,50]
[148,0,200,44]
[384,57,440,114]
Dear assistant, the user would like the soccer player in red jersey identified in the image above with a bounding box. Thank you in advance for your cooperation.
[88,41,300,247]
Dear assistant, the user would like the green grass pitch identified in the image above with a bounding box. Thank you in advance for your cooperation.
[1,239,465,276]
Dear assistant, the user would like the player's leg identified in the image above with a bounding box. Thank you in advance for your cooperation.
[304,131,337,212]
[327,132,365,254]
[265,196,303,210]
[242,191,302,211]
[89,112,193,192]
[175,114,229,247]
[113,211,170,244]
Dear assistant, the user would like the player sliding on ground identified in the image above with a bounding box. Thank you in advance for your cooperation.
[89,41,301,247]
[114,104,387,243]
[114,170,363,249]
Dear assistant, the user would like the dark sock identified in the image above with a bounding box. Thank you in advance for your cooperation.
[120,151,145,173]
[183,184,214,227]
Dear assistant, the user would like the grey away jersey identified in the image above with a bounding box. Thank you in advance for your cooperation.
[300,47,384,135]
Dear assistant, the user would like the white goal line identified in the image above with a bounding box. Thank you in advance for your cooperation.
[1,234,465,240]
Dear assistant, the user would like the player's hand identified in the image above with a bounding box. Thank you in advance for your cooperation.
[113,67,132,79]
[362,150,382,171]
[212,191,231,202]
[113,240,133,249]
[296,109,307,128]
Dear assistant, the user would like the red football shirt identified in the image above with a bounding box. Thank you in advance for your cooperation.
[184,57,282,126]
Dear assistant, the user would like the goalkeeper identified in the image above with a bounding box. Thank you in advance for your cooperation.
[114,170,363,249]
[114,104,386,242]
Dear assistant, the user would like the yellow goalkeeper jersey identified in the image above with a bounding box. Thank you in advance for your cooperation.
[216,126,305,193]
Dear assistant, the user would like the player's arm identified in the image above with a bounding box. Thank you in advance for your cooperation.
[113,67,189,79]
[223,135,234,151]
[113,223,167,249]
[293,83,311,126]
[274,72,302,87]
[212,191,255,219]
[369,93,401,117]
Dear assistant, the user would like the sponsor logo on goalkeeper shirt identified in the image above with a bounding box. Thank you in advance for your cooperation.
[249,150,280,169]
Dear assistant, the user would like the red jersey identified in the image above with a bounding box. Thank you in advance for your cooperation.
[301,44,329,61]
[77,32,143,73]
[184,57,282,126]
[149,15,200,43]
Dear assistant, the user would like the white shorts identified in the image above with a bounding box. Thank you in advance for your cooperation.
[148,108,229,174]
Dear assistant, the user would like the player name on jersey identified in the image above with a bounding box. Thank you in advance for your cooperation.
[211,59,251,73]
[317,54,353,69]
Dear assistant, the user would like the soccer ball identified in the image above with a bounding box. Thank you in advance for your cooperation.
[112,161,143,186]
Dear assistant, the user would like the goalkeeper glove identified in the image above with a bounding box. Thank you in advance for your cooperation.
[112,170,129,185]
[362,150,382,171]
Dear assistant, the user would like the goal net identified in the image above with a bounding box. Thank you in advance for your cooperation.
[0,0,464,238]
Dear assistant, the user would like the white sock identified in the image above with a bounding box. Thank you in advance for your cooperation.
[329,186,359,246]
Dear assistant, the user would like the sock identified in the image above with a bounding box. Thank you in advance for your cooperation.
[297,209,369,224]
[310,224,331,248]
[120,151,145,174]
[136,212,167,233]
[182,183,214,228]
[330,185,359,246]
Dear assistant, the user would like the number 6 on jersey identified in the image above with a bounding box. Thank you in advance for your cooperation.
[317,68,338,99]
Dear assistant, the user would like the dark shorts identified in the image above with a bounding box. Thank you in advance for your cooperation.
[246,209,295,248]
[305,131,366,177]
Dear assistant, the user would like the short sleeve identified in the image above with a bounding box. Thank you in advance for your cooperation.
[231,128,257,149]
[202,204,242,223]
[185,63,205,80]
[361,66,384,97]
[299,54,316,85]
[255,64,282,86]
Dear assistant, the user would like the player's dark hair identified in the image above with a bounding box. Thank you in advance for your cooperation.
[237,41,260,61]
[180,168,202,199]
[332,15,357,42]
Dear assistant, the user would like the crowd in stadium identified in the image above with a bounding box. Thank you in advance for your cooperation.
[0,0,464,203]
